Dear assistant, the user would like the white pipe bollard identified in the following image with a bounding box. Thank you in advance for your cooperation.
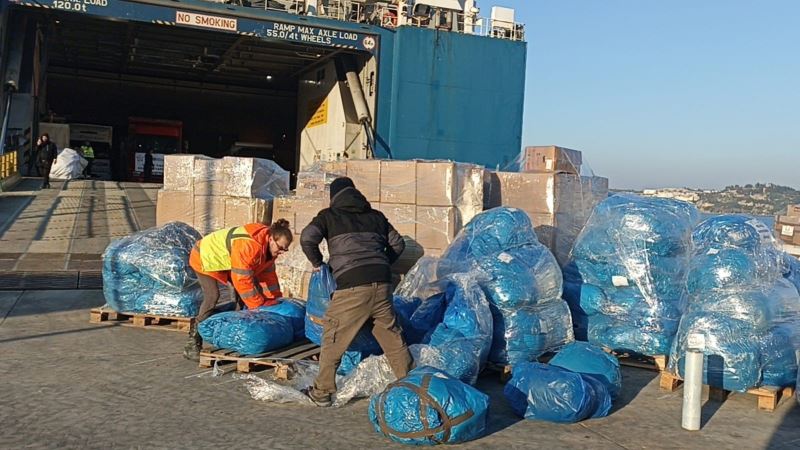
[682,350,704,431]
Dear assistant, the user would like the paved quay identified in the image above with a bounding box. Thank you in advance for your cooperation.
[1,289,798,449]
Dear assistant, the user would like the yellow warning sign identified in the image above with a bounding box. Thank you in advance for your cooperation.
[307,98,329,128]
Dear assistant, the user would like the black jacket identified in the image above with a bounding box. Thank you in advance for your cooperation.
[301,186,405,289]
[38,142,58,163]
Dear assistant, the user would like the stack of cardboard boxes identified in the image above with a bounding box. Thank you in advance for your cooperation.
[272,159,485,278]
[775,205,800,248]
[156,155,290,235]
[486,146,609,265]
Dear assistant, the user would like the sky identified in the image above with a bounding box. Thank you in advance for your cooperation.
[496,1,800,190]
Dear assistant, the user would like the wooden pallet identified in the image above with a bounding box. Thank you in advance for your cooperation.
[198,340,321,378]
[89,307,194,332]
[604,349,668,372]
[659,371,796,412]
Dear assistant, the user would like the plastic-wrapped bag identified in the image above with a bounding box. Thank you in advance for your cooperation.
[49,148,87,180]
[439,207,571,366]
[549,341,622,400]
[102,222,202,317]
[198,299,306,355]
[760,326,798,387]
[504,362,612,423]
[478,244,563,309]
[442,207,538,264]
[368,366,490,445]
[565,194,698,355]
[670,215,800,391]
[393,293,447,345]
[489,300,574,366]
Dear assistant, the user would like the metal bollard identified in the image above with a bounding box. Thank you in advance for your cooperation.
[682,350,704,431]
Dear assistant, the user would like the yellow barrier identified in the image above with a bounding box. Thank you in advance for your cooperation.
[0,150,19,180]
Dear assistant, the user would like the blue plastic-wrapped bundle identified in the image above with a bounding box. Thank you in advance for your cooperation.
[102,222,203,317]
[670,215,800,391]
[442,207,538,263]
[440,207,573,365]
[393,293,447,345]
[426,274,494,384]
[761,326,798,387]
[478,244,563,308]
[782,253,800,293]
[549,341,622,400]
[565,194,698,355]
[504,362,612,423]
[198,299,306,355]
[304,264,337,344]
[368,366,490,445]
[490,300,574,366]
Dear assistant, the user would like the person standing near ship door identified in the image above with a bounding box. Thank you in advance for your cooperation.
[36,133,58,189]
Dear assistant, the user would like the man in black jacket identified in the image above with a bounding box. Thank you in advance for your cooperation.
[300,176,412,406]
[36,133,58,189]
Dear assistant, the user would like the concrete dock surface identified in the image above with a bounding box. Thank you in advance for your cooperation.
[1,289,798,449]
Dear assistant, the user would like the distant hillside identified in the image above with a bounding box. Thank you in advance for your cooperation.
[612,184,800,215]
[697,184,800,215]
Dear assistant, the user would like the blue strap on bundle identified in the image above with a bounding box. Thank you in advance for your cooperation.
[504,362,612,423]
[549,341,622,400]
[102,222,203,317]
[198,299,306,355]
[368,366,490,445]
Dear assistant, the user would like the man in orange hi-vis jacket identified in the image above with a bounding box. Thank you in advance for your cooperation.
[182,219,293,361]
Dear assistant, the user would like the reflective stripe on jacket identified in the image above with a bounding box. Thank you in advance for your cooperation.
[190,223,282,309]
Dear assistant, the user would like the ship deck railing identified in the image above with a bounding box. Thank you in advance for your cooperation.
[212,0,526,41]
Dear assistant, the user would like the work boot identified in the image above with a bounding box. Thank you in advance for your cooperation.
[301,387,332,407]
[182,327,202,361]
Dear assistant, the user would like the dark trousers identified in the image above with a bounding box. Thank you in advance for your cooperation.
[195,272,243,324]
[313,282,412,395]
[38,160,53,188]
[84,159,94,177]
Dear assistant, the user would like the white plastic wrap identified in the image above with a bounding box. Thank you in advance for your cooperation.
[275,241,328,299]
[224,156,290,199]
[50,148,87,180]
[669,215,800,391]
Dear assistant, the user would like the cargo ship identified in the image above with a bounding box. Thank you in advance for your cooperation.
[0,0,527,182]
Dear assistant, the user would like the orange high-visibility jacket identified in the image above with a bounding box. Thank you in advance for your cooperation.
[189,223,282,309]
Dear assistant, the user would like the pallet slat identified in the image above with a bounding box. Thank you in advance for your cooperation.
[198,340,321,377]
[659,371,795,412]
[89,307,194,333]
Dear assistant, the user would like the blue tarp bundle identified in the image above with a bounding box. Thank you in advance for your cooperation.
[102,222,203,317]
[369,366,490,445]
[198,299,306,355]
[549,341,622,400]
[489,300,573,366]
[504,362,612,423]
[393,292,448,345]
[670,215,800,391]
[424,276,494,384]
[563,194,698,355]
[442,207,538,263]
[440,208,574,366]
